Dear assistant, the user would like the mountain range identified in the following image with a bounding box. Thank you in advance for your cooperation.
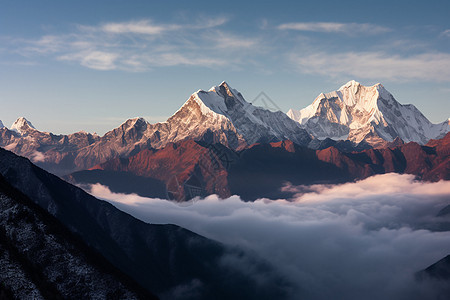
[0,82,312,175]
[2,80,447,177]
[66,133,450,201]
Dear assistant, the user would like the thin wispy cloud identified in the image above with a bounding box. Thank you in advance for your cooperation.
[13,18,259,71]
[19,35,65,55]
[80,18,229,35]
[58,50,119,70]
[290,51,450,82]
[441,29,450,38]
[100,20,181,35]
[206,31,259,49]
[6,17,450,84]
[278,22,391,35]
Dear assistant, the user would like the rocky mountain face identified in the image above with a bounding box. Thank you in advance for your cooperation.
[288,80,449,147]
[0,174,156,300]
[68,133,450,201]
[67,140,242,200]
[72,82,311,171]
[0,147,286,299]
[0,82,311,175]
[0,117,100,175]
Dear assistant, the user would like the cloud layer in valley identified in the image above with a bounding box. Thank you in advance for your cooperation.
[88,173,450,300]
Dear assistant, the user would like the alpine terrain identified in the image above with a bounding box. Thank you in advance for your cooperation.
[68,133,450,201]
[0,82,310,175]
[287,80,449,147]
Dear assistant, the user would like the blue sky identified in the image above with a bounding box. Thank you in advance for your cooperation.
[1,0,450,134]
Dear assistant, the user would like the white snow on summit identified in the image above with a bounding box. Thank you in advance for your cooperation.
[10,117,36,134]
[189,81,311,145]
[0,120,4,128]
[287,80,449,145]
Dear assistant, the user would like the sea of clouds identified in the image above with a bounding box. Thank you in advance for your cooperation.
[88,173,450,300]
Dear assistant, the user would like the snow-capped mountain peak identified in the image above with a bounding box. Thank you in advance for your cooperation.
[119,117,149,130]
[145,81,312,150]
[10,117,37,134]
[188,81,311,145]
[209,81,233,94]
[287,81,449,146]
[0,120,4,128]
[191,88,229,117]
[338,79,360,90]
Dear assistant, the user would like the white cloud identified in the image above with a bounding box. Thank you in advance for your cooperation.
[30,150,45,162]
[100,20,180,35]
[206,31,259,49]
[58,50,119,70]
[143,52,228,67]
[290,51,450,82]
[87,174,450,299]
[441,29,450,38]
[278,22,390,35]
[15,18,257,72]
[287,173,450,201]
[191,17,229,29]
[9,18,450,84]
[20,35,65,55]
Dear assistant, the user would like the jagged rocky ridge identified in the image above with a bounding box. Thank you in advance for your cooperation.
[0,147,287,299]
[2,81,448,176]
[0,82,311,175]
[0,117,100,175]
[288,80,449,147]
[68,133,450,201]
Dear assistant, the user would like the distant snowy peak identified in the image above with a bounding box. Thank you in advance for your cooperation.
[10,117,37,134]
[0,120,4,128]
[288,81,387,125]
[118,117,149,131]
[287,80,449,146]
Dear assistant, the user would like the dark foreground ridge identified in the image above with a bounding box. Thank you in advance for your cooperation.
[0,173,157,299]
[0,147,287,299]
